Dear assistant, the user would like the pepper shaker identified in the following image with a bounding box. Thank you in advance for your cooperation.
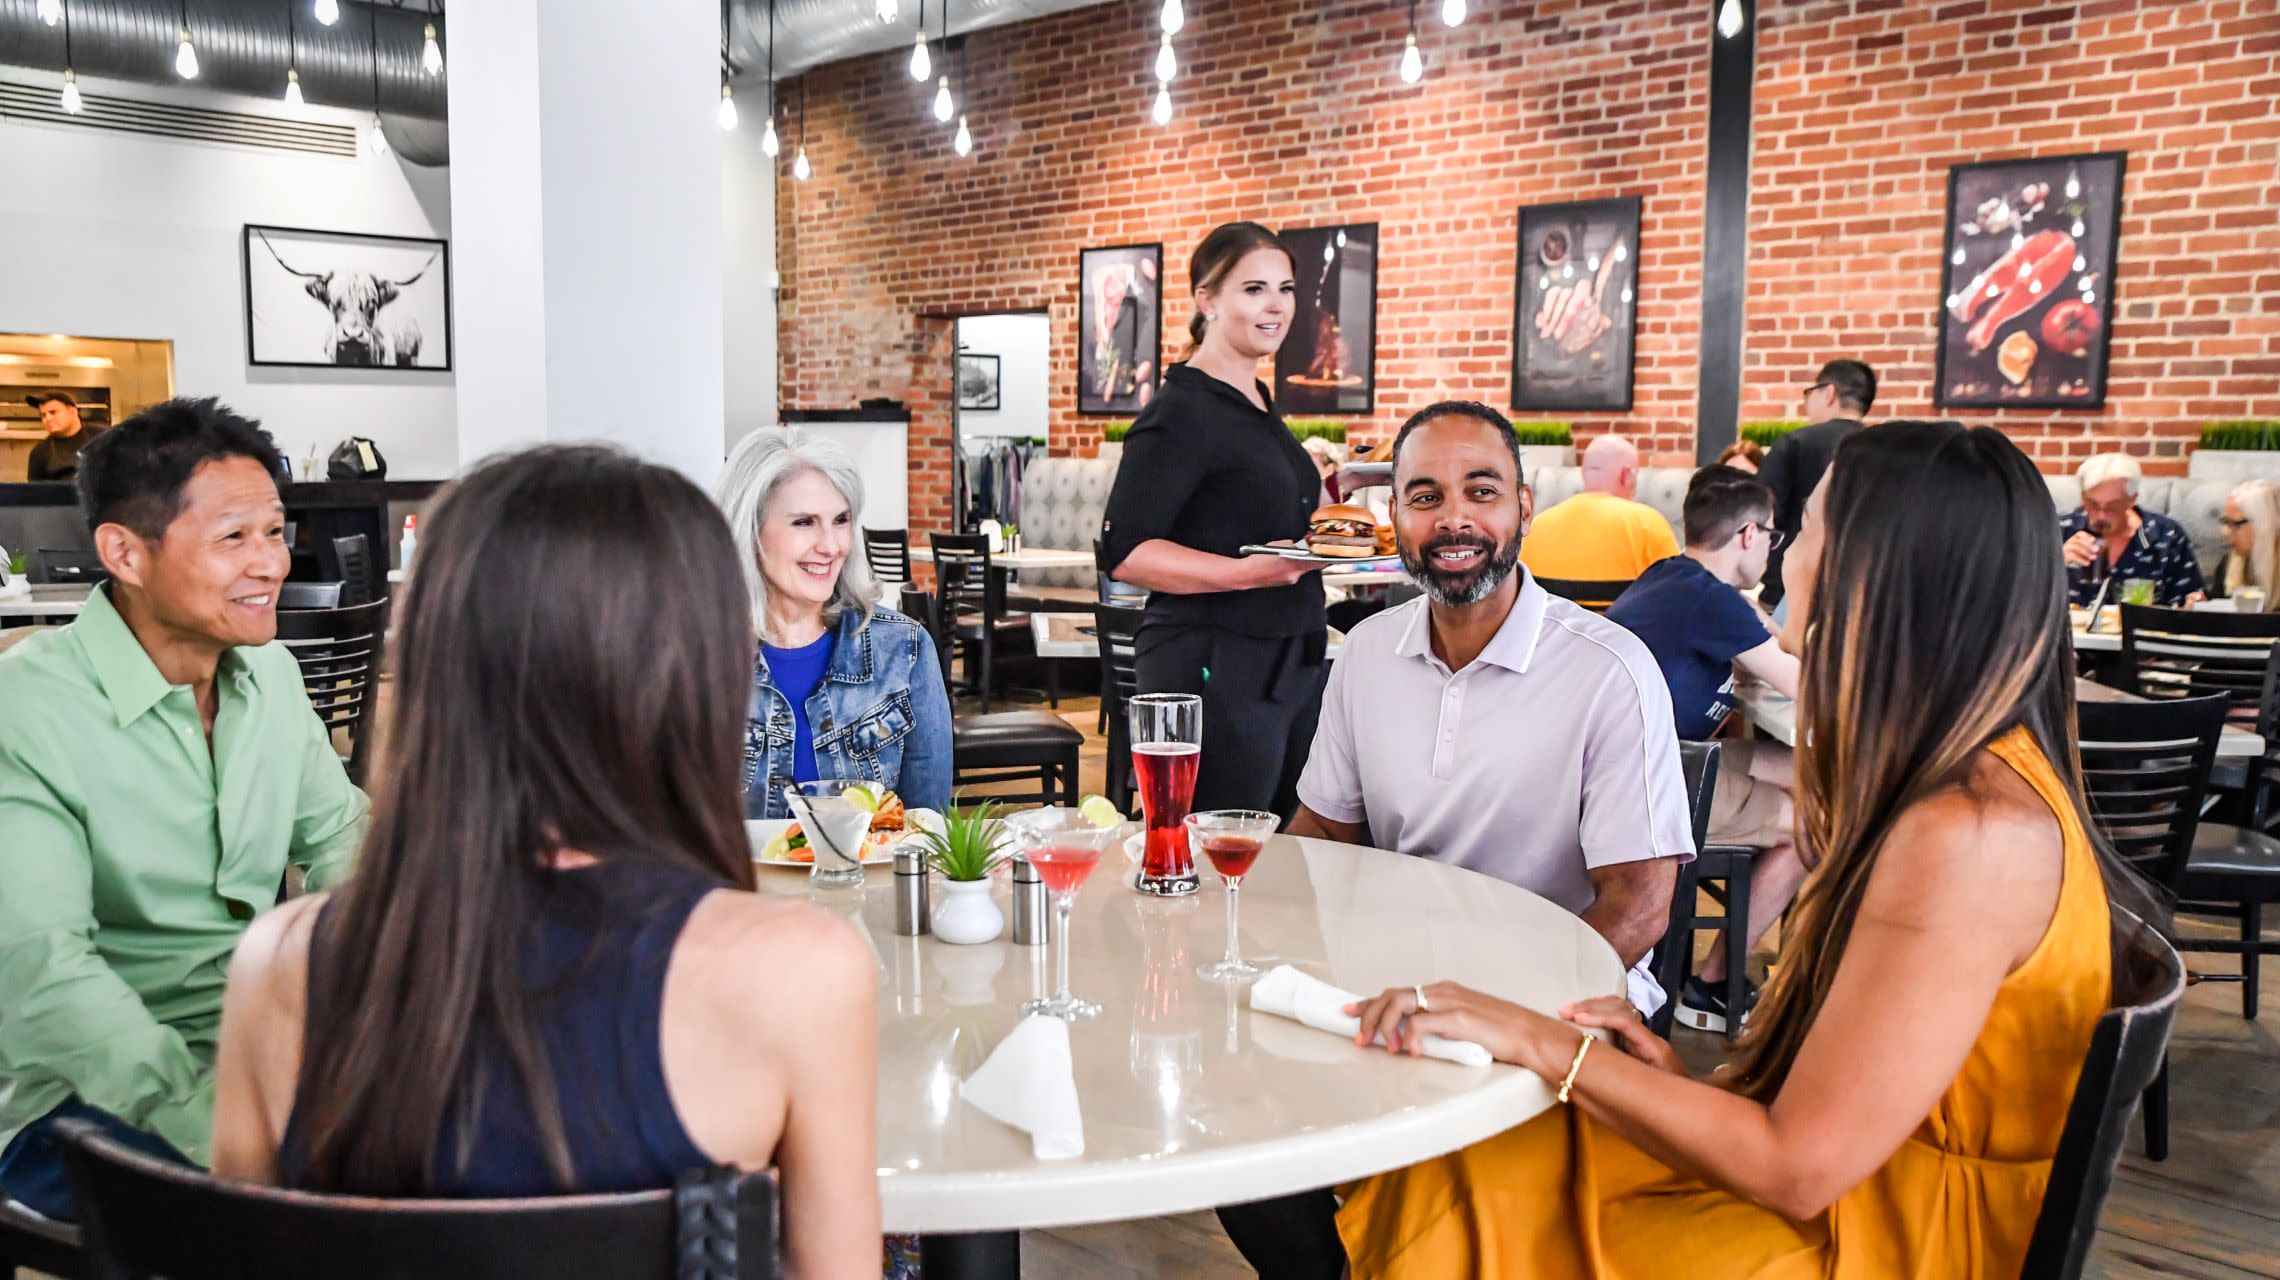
[892,847,930,936]
[1010,855,1048,946]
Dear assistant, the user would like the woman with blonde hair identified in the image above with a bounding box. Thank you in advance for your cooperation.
[2215,478,2280,609]
[1330,421,2156,1279]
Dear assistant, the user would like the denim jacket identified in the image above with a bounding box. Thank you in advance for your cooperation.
[742,606,953,820]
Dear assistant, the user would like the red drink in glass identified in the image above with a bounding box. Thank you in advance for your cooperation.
[1199,833,1263,880]
[1134,742,1201,880]
[1028,844,1102,895]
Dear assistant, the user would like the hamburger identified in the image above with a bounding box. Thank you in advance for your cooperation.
[1308,503,1386,559]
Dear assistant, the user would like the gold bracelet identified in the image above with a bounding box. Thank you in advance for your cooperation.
[1556,1034,1594,1104]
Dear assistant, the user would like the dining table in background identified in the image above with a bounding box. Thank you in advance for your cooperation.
[0,583,90,625]
[752,834,1625,1279]
[1733,678,2267,759]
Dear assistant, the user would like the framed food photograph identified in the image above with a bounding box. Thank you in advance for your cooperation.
[1077,243,1162,416]
[243,224,452,370]
[1275,222,1379,415]
[1510,197,1640,413]
[1934,152,2125,409]
[957,353,1002,411]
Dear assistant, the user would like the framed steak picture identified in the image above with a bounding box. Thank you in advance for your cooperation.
[1935,151,2125,409]
[1510,197,1640,413]
[1275,222,1379,415]
[1078,243,1162,416]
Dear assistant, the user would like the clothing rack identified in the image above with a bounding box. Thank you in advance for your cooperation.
[957,436,1045,531]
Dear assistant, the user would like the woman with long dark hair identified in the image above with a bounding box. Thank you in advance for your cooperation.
[209,447,880,1275]
[1332,422,2146,1278]
[1098,221,1328,819]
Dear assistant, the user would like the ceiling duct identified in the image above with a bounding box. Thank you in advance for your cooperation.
[724,0,1114,84]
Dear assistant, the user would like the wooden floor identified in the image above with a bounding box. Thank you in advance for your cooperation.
[970,687,2280,1279]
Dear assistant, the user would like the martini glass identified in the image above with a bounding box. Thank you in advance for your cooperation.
[1187,810,1277,981]
[1016,812,1118,1021]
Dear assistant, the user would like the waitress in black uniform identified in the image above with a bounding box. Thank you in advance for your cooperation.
[1098,221,1327,820]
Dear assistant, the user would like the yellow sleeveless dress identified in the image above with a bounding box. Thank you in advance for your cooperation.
[1337,727,2112,1280]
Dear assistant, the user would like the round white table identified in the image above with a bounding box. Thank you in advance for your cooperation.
[759,835,1624,1275]
[0,584,90,623]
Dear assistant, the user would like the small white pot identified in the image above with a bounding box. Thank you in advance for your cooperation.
[931,877,1004,945]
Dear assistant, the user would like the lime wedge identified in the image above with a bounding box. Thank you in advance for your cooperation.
[845,783,882,813]
[1079,794,1123,828]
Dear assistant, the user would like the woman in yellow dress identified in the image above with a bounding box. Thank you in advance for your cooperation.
[1337,420,2156,1279]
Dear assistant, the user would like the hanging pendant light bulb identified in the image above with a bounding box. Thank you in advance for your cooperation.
[1160,0,1182,35]
[875,0,897,20]
[718,82,739,131]
[314,0,338,25]
[953,114,972,156]
[60,68,83,114]
[793,147,811,181]
[761,112,779,156]
[1398,32,1422,83]
[1155,35,1177,83]
[284,66,304,107]
[1716,0,1744,38]
[932,76,953,122]
[1152,85,1172,125]
[910,32,931,80]
[37,0,61,25]
[175,26,199,78]
[421,23,443,75]
[364,114,391,158]
[1441,0,1465,25]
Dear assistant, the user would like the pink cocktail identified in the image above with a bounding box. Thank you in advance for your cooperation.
[1016,816,1118,1021]
[1130,695,1202,896]
[1028,844,1102,895]
[1186,810,1278,982]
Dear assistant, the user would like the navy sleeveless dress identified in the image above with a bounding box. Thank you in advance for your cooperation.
[278,860,721,1196]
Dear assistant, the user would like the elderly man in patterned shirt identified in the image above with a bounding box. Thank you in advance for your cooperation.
[2060,452,2206,607]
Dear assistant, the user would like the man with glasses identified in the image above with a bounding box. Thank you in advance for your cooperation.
[1608,466,1806,1033]
[2060,451,2204,607]
[1758,358,1875,608]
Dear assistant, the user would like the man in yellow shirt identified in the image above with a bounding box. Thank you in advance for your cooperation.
[1520,435,1678,588]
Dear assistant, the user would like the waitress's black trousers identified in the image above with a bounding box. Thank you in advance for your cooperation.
[1132,623,1328,823]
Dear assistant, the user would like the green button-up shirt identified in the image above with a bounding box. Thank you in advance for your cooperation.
[0,589,368,1163]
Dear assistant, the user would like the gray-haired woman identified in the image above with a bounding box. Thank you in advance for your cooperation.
[717,427,952,819]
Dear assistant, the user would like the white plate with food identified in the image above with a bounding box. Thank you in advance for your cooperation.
[1240,548,1404,568]
[748,797,943,868]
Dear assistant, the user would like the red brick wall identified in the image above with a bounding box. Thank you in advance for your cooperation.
[1746,0,2280,472]
[776,0,2280,535]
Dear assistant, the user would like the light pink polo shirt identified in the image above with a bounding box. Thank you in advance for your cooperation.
[1297,574,1695,918]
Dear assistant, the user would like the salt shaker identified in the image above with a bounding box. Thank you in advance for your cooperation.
[892,847,930,936]
[1010,855,1048,946]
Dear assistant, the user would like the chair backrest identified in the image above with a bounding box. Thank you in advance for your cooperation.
[55,1118,780,1280]
[898,585,953,687]
[279,581,344,610]
[1094,603,1144,716]
[1093,538,1145,604]
[2018,909,2186,1280]
[930,532,995,618]
[864,528,913,587]
[2074,693,2228,890]
[1675,740,1720,855]
[1535,576,1633,613]
[275,598,389,783]
[37,548,107,585]
[2118,603,2280,720]
[331,533,375,609]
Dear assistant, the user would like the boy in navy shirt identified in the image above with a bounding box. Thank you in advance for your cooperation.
[1607,466,1808,1033]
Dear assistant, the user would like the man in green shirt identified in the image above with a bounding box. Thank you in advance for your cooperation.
[0,397,367,1219]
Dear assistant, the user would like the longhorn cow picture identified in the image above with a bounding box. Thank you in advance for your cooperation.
[243,225,452,371]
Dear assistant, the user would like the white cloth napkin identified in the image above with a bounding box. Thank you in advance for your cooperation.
[1249,964,1493,1067]
[960,1012,1085,1159]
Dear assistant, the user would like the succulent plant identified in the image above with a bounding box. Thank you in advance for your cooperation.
[914,799,1007,882]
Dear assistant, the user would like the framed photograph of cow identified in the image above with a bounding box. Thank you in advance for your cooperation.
[243,224,453,371]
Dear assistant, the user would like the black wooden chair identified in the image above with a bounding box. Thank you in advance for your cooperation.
[901,587,1081,810]
[278,581,343,610]
[930,533,1031,713]
[1535,577,1633,613]
[276,598,389,785]
[331,533,376,608]
[55,1118,779,1280]
[0,1193,82,1279]
[1651,741,1722,1038]
[2075,693,2228,1159]
[35,548,105,585]
[864,528,913,588]
[2016,909,2186,1280]
[1095,603,1146,816]
[2118,603,2280,820]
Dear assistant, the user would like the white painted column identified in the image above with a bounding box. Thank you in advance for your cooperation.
[722,85,779,453]
[447,0,726,486]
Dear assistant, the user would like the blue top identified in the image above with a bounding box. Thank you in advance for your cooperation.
[277,860,718,1196]
[763,630,837,784]
[1607,556,1776,741]
[2057,506,2207,608]
[744,606,954,820]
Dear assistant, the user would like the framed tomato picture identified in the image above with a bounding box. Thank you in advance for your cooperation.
[1934,151,2125,409]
